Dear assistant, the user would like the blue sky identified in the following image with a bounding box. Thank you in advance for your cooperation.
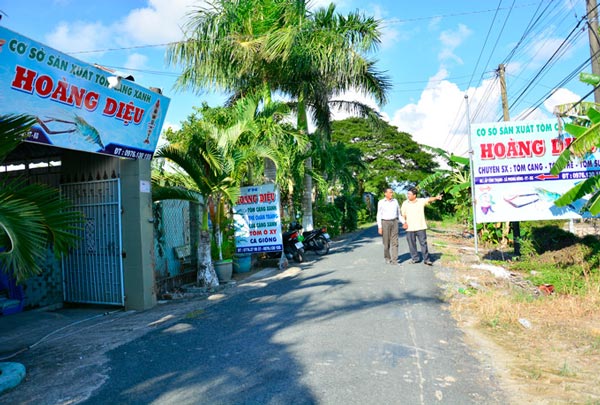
[0,0,592,155]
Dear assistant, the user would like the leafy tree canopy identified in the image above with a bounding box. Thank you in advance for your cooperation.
[331,117,438,194]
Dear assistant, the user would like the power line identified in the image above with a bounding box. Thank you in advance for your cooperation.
[502,1,587,108]
[519,51,596,120]
[69,42,176,55]
[466,0,505,92]
[440,2,506,154]
[506,13,588,115]
[383,2,540,25]
[64,4,543,56]
[501,0,553,64]
[445,1,585,154]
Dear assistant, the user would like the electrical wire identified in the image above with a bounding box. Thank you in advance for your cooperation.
[501,0,556,65]
[383,2,540,25]
[466,0,504,91]
[445,1,580,154]
[440,2,506,153]
[520,51,597,120]
[505,16,589,118]
[504,1,593,114]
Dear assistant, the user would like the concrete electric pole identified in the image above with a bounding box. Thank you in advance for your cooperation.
[498,64,521,256]
[587,0,600,102]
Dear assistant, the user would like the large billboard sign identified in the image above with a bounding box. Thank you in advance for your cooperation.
[233,183,283,254]
[471,119,600,223]
[0,26,170,160]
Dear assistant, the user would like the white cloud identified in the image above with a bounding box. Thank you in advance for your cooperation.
[309,0,350,10]
[530,36,570,64]
[379,25,401,49]
[330,88,384,120]
[438,24,472,64]
[543,87,580,112]
[124,53,148,70]
[45,0,200,53]
[390,69,500,156]
[511,87,580,121]
[505,61,522,76]
[45,21,110,53]
[367,4,402,50]
[428,16,442,31]
[521,27,585,72]
[119,0,200,44]
[512,107,549,121]
[387,63,583,157]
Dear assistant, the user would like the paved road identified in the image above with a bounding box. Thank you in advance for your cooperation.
[80,226,506,404]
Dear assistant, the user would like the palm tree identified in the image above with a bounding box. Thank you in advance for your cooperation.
[152,95,304,286]
[0,114,81,284]
[313,139,367,202]
[269,4,390,230]
[167,0,390,229]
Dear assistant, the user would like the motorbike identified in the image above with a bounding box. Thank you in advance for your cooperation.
[283,226,305,262]
[289,222,331,255]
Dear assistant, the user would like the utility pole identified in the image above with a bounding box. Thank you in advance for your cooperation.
[465,94,478,255]
[498,64,520,256]
[587,0,600,102]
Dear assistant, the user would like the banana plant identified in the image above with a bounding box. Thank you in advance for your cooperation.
[550,72,600,215]
[419,146,472,226]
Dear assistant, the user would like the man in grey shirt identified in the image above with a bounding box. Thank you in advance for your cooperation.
[376,188,405,264]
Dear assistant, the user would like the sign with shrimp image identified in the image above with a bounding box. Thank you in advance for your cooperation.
[471,119,600,223]
[0,26,170,160]
[233,183,283,254]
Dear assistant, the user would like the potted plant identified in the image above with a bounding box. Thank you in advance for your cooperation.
[232,210,252,273]
[211,203,235,282]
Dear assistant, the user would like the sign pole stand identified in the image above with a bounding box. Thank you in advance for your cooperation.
[465,94,479,255]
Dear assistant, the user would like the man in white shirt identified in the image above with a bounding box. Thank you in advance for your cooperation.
[401,187,442,265]
[376,188,405,264]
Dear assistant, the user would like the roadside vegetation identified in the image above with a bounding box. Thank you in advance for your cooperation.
[430,217,600,403]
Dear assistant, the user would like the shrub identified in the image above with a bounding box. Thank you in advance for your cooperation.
[313,200,343,237]
[334,194,362,233]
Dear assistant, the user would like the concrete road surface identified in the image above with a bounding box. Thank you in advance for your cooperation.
[83,226,506,404]
[1,225,506,404]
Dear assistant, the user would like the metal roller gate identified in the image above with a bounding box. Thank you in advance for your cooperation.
[60,179,124,306]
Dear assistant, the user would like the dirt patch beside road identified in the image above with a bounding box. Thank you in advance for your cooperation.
[430,227,600,404]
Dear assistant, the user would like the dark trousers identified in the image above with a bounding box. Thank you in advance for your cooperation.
[406,229,429,262]
[382,219,398,262]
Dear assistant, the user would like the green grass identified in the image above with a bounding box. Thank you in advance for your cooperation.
[558,361,577,377]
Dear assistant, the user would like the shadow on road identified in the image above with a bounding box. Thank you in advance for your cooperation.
[84,225,445,404]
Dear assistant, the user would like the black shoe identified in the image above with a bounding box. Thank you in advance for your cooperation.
[424,260,433,266]
[411,259,420,264]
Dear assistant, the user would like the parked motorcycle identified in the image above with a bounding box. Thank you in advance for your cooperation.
[289,222,331,255]
[282,226,305,263]
[265,226,305,263]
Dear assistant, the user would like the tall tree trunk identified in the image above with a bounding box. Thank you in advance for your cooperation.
[263,84,277,184]
[191,201,218,288]
[198,230,218,287]
[264,158,277,183]
[298,89,314,231]
[302,158,314,231]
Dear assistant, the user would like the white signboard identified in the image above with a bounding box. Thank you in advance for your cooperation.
[233,183,283,253]
[471,119,600,223]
